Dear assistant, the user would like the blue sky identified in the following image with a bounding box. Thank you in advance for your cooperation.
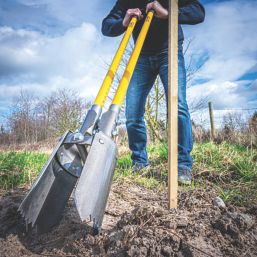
[0,0,257,126]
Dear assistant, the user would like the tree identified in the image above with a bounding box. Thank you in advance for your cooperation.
[145,77,166,142]
[41,89,85,136]
[8,90,39,143]
[6,88,87,144]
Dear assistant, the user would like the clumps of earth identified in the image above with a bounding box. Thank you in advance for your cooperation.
[0,182,256,257]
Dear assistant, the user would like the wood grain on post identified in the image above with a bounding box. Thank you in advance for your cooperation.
[168,0,178,209]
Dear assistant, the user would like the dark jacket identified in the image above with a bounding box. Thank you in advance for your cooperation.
[102,0,205,55]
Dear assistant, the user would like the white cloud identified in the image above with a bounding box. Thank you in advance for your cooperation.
[188,79,257,110]
[183,0,257,126]
[0,23,100,78]
[199,56,256,82]
[184,0,257,82]
[0,21,123,123]
[1,0,257,127]
[15,0,113,28]
[188,79,257,128]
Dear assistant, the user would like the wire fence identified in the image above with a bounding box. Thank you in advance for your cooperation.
[191,104,257,130]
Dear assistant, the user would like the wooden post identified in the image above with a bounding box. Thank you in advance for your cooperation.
[208,102,216,140]
[168,0,178,209]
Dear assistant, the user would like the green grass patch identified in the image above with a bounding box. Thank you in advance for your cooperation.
[192,142,257,182]
[0,141,256,206]
[114,170,163,190]
[117,154,132,169]
[0,151,48,190]
[115,141,257,205]
[147,142,168,162]
[114,143,168,189]
[193,142,257,205]
[114,162,164,190]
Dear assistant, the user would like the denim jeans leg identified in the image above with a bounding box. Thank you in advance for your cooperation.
[158,48,193,171]
[125,56,157,166]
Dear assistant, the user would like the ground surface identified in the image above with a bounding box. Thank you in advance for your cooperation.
[0,180,256,257]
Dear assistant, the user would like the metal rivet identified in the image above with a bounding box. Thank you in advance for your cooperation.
[99,139,104,144]
[73,132,84,141]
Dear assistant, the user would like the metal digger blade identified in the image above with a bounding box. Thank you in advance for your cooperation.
[18,131,83,234]
[74,130,117,233]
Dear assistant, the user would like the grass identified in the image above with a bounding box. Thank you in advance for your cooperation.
[192,142,257,205]
[116,141,257,205]
[0,141,256,206]
[0,151,48,190]
[192,142,257,182]
[114,153,165,189]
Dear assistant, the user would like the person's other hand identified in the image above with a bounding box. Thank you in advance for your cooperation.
[122,8,143,27]
[146,1,168,19]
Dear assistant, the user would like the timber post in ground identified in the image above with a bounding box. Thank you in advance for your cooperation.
[168,0,179,209]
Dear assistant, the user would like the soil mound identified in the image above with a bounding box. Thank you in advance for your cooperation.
[0,183,256,257]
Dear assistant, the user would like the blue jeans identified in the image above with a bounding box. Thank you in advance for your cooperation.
[125,47,193,171]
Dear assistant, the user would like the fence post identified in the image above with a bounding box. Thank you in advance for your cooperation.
[168,0,178,209]
[208,101,216,140]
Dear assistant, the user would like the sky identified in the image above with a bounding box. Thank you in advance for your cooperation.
[0,0,257,127]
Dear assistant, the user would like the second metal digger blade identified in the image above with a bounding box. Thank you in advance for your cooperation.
[18,131,82,234]
[74,131,117,231]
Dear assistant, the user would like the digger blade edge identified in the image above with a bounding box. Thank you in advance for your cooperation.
[74,131,117,233]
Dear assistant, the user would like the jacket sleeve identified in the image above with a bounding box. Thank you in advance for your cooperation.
[101,0,128,37]
[179,0,205,25]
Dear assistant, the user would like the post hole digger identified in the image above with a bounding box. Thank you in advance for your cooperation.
[19,10,155,234]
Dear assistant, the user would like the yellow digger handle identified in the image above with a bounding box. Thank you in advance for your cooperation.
[112,11,154,107]
[94,17,137,107]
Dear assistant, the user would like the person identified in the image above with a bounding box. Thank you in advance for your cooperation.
[102,0,205,185]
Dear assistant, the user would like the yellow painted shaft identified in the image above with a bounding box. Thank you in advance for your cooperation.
[94,17,137,107]
[112,11,154,107]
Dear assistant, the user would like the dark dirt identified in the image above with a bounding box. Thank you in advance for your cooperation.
[0,182,256,257]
